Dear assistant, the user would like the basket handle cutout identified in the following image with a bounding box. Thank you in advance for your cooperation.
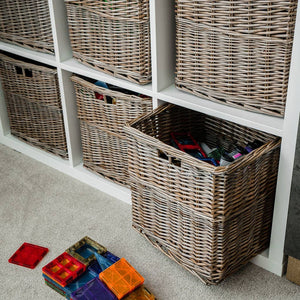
[158,150,181,167]
[15,66,33,78]
[24,69,33,77]
[15,66,23,75]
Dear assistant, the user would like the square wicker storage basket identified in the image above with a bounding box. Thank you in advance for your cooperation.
[125,104,281,284]
[0,0,54,54]
[71,75,152,186]
[175,0,298,117]
[0,53,68,159]
[65,0,151,85]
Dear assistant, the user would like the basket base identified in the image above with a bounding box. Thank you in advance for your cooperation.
[11,130,68,159]
[175,83,284,118]
[83,163,129,188]
[132,224,268,285]
[0,35,54,55]
[73,53,151,86]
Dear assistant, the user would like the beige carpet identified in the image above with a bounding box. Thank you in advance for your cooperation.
[1,144,300,300]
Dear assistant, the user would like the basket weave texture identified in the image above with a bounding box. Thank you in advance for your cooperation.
[72,75,152,186]
[125,104,281,284]
[65,0,151,85]
[0,53,68,158]
[0,0,54,54]
[175,0,298,117]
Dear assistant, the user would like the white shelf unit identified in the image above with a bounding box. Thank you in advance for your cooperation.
[0,0,299,277]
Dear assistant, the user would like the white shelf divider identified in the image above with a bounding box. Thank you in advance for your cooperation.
[157,84,284,137]
[0,80,10,137]
[48,0,72,63]
[150,0,176,92]
[266,5,300,274]
[0,41,57,67]
[61,58,153,97]
[57,68,82,167]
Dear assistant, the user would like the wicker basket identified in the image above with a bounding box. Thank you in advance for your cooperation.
[0,0,54,54]
[0,53,67,158]
[71,75,152,186]
[125,104,281,284]
[65,0,151,85]
[175,0,298,117]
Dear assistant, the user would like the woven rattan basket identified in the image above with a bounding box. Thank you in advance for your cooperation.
[72,75,152,186]
[125,104,281,284]
[175,0,298,117]
[65,0,151,85]
[0,0,54,54]
[0,53,67,158]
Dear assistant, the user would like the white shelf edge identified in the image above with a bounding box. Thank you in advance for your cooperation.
[60,58,154,97]
[251,253,285,276]
[0,41,57,67]
[0,135,131,205]
[72,165,131,204]
[157,85,284,137]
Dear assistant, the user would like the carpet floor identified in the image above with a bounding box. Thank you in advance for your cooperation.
[1,144,300,300]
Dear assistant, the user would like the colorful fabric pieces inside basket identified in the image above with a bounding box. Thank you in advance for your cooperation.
[99,258,144,300]
[65,236,107,266]
[42,252,86,287]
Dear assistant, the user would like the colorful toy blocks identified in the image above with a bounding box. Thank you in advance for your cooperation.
[43,265,97,299]
[123,286,156,300]
[42,238,155,300]
[71,277,117,300]
[8,242,48,269]
[103,251,120,264]
[99,258,144,300]
[66,236,107,266]
[42,252,86,287]
[45,280,67,298]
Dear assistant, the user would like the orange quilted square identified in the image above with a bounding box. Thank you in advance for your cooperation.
[99,258,144,299]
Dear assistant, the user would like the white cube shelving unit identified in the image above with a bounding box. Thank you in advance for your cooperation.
[0,0,299,277]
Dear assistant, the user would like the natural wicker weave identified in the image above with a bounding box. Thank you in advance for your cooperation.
[72,75,152,186]
[175,0,298,117]
[125,104,281,284]
[65,0,151,85]
[0,0,54,54]
[0,53,67,158]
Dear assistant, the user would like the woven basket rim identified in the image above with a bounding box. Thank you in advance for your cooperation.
[0,52,57,74]
[125,103,281,173]
[65,0,149,22]
[176,17,295,43]
[71,75,151,102]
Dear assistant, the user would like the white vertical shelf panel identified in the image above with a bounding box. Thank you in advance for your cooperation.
[57,69,82,167]
[150,0,176,92]
[48,0,73,62]
[0,81,10,136]
[266,5,300,274]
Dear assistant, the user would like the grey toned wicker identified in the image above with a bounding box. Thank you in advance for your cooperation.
[175,0,298,117]
[125,104,281,284]
[0,0,54,54]
[65,0,151,85]
[72,75,152,186]
[0,53,68,158]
